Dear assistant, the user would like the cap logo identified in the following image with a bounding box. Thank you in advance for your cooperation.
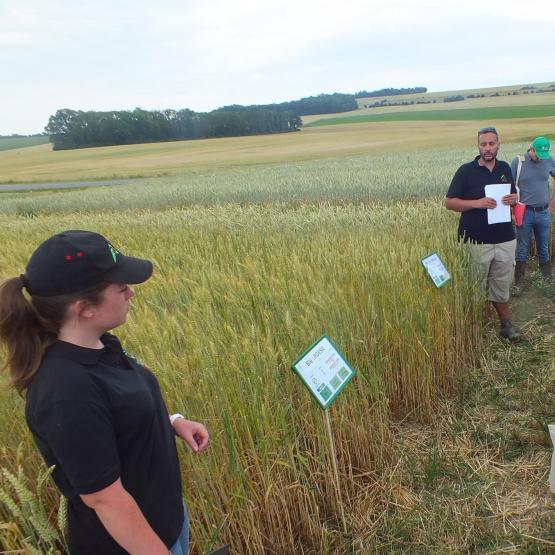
[108,243,120,263]
[64,251,85,262]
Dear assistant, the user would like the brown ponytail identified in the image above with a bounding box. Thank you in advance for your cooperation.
[0,278,108,394]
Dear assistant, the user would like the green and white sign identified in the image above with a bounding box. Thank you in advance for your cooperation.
[421,252,451,288]
[291,335,355,410]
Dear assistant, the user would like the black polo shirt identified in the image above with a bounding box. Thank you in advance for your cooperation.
[446,156,516,244]
[25,333,183,554]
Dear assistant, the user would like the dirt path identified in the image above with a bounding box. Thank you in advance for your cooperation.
[0,178,146,191]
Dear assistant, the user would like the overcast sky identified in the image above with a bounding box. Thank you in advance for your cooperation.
[1,0,553,135]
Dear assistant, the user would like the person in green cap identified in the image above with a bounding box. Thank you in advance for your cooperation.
[511,136,555,293]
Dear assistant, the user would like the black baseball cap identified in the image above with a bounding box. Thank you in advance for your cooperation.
[23,230,153,297]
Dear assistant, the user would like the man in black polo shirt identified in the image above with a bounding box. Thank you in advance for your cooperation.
[445,127,520,340]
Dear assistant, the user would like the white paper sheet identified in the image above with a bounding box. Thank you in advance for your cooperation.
[484,183,511,224]
[549,424,555,493]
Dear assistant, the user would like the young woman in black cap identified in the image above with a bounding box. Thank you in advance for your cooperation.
[0,230,209,555]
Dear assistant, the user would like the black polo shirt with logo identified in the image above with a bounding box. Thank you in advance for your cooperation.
[25,333,183,554]
[446,156,516,244]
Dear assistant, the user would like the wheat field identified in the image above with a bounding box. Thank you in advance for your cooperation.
[0,109,552,551]
[0,153,486,553]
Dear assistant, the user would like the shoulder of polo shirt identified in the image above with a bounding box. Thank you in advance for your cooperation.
[45,341,104,366]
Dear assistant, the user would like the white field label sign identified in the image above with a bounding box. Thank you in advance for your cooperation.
[292,336,355,410]
[421,252,451,288]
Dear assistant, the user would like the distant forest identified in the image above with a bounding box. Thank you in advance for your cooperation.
[46,93,357,150]
[354,87,427,98]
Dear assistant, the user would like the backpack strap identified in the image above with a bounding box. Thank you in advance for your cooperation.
[515,154,525,201]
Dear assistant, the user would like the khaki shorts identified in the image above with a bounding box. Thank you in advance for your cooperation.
[468,239,516,303]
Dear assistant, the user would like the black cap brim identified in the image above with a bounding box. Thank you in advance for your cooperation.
[106,255,153,285]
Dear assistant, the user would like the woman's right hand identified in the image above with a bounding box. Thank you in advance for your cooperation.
[172,418,210,453]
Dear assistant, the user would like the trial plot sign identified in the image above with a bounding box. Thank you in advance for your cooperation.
[421,252,451,288]
[291,336,355,410]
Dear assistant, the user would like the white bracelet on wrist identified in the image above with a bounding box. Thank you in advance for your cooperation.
[169,413,185,426]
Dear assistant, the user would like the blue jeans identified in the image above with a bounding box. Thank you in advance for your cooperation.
[516,207,551,263]
[170,502,189,555]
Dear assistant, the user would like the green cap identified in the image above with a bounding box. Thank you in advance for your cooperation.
[531,136,551,160]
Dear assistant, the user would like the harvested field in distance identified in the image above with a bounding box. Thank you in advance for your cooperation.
[301,86,555,124]
[356,82,555,105]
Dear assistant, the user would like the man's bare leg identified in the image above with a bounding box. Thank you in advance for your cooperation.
[492,301,519,340]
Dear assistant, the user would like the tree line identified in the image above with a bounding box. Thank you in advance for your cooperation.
[45,107,301,150]
[354,87,427,98]
[265,92,357,115]
[45,93,357,150]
